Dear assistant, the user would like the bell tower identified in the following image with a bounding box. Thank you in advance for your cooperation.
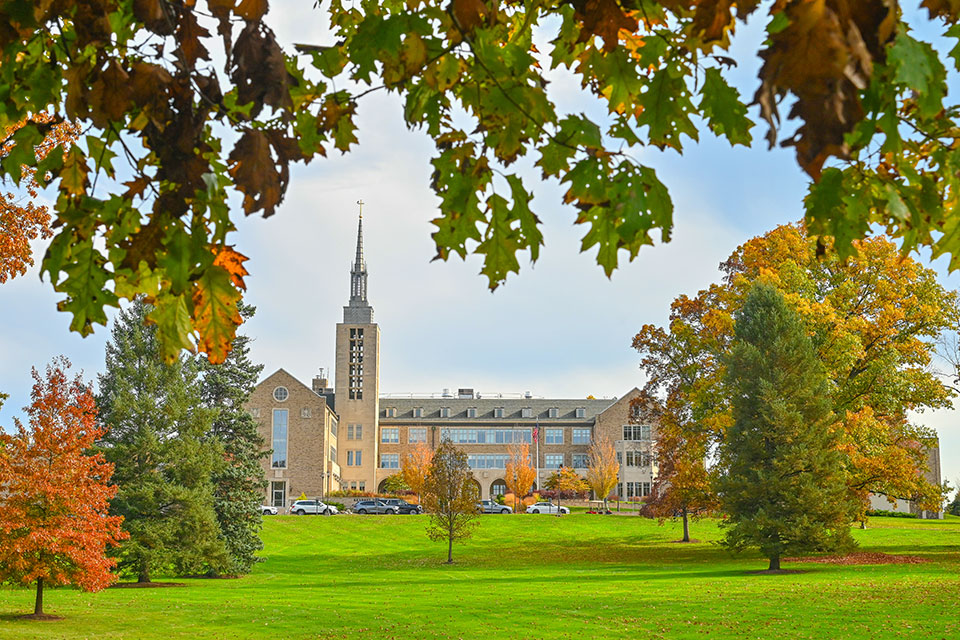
[335,201,380,492]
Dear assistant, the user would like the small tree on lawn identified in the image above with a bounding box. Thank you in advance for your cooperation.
[422,440,479,564]
[401,442,432,503]
[0,358,127,618]
[585,437,619,511]
[544,467,588,515]
[504,443,536,512]
[718,283,856,571]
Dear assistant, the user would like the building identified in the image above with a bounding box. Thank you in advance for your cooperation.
[246,215,656,508]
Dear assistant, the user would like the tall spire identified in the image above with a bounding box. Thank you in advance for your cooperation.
[344,200,373,323]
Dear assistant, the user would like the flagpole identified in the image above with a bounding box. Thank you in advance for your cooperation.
[535,417,540,496]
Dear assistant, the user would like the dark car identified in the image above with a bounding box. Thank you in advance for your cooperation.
[381,498,423,514]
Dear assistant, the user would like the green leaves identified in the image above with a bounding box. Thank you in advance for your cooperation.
[889,33,947,118]
[699,68,753,146]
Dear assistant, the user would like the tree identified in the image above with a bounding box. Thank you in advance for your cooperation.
[634,224,955,521]
[4,2,960,362]
[503,443,537,512]
[0,358,127,617]
[97,298,228,582]
[194,303,266,576]
[585,437,619,511]
[947,483,960,517]
[0,114,79,284]
[382,473,411,495]
[637,396,717,542]
[422,440,480,563]
[401,442,433,503]
[544,467,588,514]
[718,283,857,572]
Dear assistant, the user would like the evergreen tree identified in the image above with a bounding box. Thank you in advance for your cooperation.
[718,283,856,571]
[97,299,228,582]
[194,303,266,575]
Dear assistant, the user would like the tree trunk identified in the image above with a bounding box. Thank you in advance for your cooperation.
[447,530,453,564]
[682,507,690,542]
[34,577,43,616]
[138,564,151,584]
[860,520,867,529]
[768,554,781,571]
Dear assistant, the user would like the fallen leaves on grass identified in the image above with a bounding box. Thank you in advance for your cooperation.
[786,552,928,565]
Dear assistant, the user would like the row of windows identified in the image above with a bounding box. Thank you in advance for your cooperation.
[380,453,400,469]
[543,454,590,469]
[439,428,532,444]
[623,425,652,441]
[618,482,652,498]
[385,407,590,419]
[618,451,653,467]
[467,454,513,469]
[347,450,363,466]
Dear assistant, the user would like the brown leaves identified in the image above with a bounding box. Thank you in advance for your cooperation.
[452,0,491,32]
[89,60,131,125]
[236,0,269,22]
[754,0,894,178]
[228,129,283,216]
[692,0,738,47]
[574,0,639,52]
[231,22,292,118]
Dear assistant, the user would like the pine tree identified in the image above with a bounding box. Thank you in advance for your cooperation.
[718,283,856,571]
[194,303,266,576]
[96,299,228,582]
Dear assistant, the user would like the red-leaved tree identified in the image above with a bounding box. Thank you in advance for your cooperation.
[0,357,127,618]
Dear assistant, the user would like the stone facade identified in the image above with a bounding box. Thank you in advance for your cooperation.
[247,368,341,508]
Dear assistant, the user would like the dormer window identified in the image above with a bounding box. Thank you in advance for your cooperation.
[440,407,451,418]
[575,407,586,418]
[521,407,533,418]
[384,407,397,418]
[493,407,504,418]
[467,407,477,418]
[548,407,559,418]
[413,407,423,418]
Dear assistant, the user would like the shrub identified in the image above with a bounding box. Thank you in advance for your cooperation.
[865,509,917,519]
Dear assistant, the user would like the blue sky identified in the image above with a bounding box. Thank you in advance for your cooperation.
[1,5,957,492]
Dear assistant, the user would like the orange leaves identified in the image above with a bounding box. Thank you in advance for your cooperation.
[402,442,433,500]
[574,0,639,52]
[452,0,492,32]
[504,443,537,499]
[585,436,619,501]
[213,245,250,290]
[236,0,269,22]
[0,357,127,596]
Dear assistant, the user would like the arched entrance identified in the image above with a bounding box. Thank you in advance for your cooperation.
[490,479,507,497]
[468,478,482,499]
[377,478,390,494]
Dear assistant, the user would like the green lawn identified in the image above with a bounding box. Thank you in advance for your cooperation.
[1,514,958,639]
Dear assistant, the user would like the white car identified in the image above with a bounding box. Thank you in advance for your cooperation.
[526,501,569,515]
[289,499,339,515]
[261,505,278,516]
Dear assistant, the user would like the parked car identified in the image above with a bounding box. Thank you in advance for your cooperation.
[353,499,400,515]
[261,505,278,516]
[381,498,423,514]
[477,499,512,514]
[289,499,338,515]
[526,501,569,515]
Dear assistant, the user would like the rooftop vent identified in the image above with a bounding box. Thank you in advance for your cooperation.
[441,388,453,398]
[458,388,474,399]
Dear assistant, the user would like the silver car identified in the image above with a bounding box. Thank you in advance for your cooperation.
[477,499,512,514]
[289,499,338,515]
[353,499,400,514]
[261,505,278,516]
[526,501,569,515]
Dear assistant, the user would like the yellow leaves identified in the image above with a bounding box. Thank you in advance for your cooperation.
[236,0,269,22]
[59,147,89,196]
[213,245,249,290]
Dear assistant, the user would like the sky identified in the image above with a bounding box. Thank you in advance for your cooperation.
[0,5,957,491]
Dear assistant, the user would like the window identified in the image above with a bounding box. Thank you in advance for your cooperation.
[350,481,357,490]
[271,409,288,468]
[347,424,363,440]
[575,407,586,419]
[347,450,362,466]
[384,407,396,418]
[521,407,533,418]
[544,454,563,469]
[548,407,559,418]
[413,407,423,418]
[301,407,312,419]
[271,480,286,507]
[329,446,337,463]
[491,479,508,496]
[467,407,477,418]
[439,407,451,418]
[625,481,651,498]
[572,428,591,444]
[349,328,364,399]
[572,454,589,468]
[381,428,399,443]
[330,418,338,437]
[250,407,261,418]
[439,428,532,444]
[358,481,365,491]
[467,454,512,469]
[493,407,504,418]
[623,424,652,441]
[347,424,354,440]
[545,428,563,444]
[408,427,427,443]
[273,386,288,402]
[380,454,400,469]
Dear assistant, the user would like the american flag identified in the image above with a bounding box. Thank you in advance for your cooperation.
[532,422,539,442]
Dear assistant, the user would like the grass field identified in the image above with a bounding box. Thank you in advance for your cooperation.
[1,513,958,639]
